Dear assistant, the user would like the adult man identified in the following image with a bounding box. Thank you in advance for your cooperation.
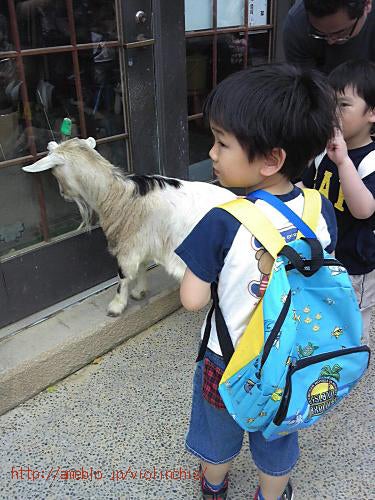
[283,0,375,73]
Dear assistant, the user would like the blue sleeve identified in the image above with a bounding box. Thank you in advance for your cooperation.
[321,194,337,253]
[175,208,240,283]
[302,163,316,188]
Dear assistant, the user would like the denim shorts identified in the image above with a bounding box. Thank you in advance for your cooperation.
[185,348,299,476]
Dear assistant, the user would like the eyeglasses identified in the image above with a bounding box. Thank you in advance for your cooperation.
[308,15,360,43]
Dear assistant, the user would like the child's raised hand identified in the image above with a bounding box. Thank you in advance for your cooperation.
[326,128,349,168]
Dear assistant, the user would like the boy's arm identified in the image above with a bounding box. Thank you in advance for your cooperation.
[180,268,211,311]
[327,130,375,219]
[175,207,238,312]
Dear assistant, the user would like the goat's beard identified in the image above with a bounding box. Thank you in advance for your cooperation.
[74,197,93,230]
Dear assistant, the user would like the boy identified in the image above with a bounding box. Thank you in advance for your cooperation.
[175,64,338,500]
[302,59,375,345]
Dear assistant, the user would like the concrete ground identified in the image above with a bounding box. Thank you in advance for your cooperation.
[0,306,374,500]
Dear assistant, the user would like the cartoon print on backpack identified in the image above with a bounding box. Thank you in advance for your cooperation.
[263,319,283,350]
[244,378,256,393]
[297,342,319,359]
[331,326,344,339]
[306,364,343,419]
[328,265,346,276]
[271,388,283,402]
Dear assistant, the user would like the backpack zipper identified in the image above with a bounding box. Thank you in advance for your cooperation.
[285,258,342,272]
[273,345,370,425]
[258,291,292,375]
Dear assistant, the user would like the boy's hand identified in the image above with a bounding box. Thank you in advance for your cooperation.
[326,128,350,168]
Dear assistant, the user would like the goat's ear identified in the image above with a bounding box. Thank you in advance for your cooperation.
[47,141,59,152]
[85,137,96,149]
[22,155,62,173]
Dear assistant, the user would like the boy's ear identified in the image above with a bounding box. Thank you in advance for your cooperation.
[368,107,375,124]
[261,148,286,176]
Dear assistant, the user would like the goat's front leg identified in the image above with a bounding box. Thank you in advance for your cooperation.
[107,266,131,317]
[130,262,148,300]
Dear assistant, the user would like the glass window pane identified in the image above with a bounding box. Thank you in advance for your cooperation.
[22,53,78,154]
[248,0,269,26]
[0,53,79,161]
[0,164,43,257]
[74,0,117,44]
[185,0,213,31]
[79,49,125,139]
[248,33,269,66]
[217,33,246,83]
[188,120,213,169]
[217,0,245,28]
[16,1,70,49]
[0,99,19,162]
[1,48,127,162]
[97,140,128,172]
[186,38,213,117]
[0,9,13,54]
[0,10,18,161]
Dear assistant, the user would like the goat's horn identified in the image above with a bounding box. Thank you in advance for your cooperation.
[85,137,96,148]
[22,155,57,173]
[47,141,59,152]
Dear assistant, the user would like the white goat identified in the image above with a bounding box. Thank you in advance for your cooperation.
[23,137,237,316]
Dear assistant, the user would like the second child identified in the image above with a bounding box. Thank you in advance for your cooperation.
[302,59,375,344]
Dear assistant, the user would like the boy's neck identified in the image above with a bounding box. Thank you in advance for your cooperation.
[346,131,373,150]
[246,176,294,196]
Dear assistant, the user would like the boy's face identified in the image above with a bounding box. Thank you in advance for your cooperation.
[209,124,265,189]
[337,87,375,144]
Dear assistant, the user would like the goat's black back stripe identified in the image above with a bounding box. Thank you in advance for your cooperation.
[128,175,182,196]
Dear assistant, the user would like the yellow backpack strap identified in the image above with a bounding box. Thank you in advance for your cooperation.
[218,198,284,259]
[300,188,321,235]
[220,190,322,254]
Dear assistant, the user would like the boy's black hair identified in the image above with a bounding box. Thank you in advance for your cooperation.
[204,63,337,180]
[329,59,375,110]
[304,0,366,19]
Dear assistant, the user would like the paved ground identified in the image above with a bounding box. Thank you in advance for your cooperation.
[0,307,374,499]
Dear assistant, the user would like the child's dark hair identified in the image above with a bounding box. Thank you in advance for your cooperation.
[304,0,366,19]
[203,63,337,180]
[329,59,375,110]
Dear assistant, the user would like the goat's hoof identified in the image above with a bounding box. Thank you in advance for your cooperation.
[130,290,147,300]
[107,299,126,317]
[107,309,121,317]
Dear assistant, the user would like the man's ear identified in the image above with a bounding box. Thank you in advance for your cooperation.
[364,0,372,15]
[261,148,286,176]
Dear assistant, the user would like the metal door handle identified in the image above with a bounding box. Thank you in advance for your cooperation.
[135,11,147,24]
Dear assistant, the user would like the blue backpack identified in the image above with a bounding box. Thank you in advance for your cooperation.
[199,189,370,441]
